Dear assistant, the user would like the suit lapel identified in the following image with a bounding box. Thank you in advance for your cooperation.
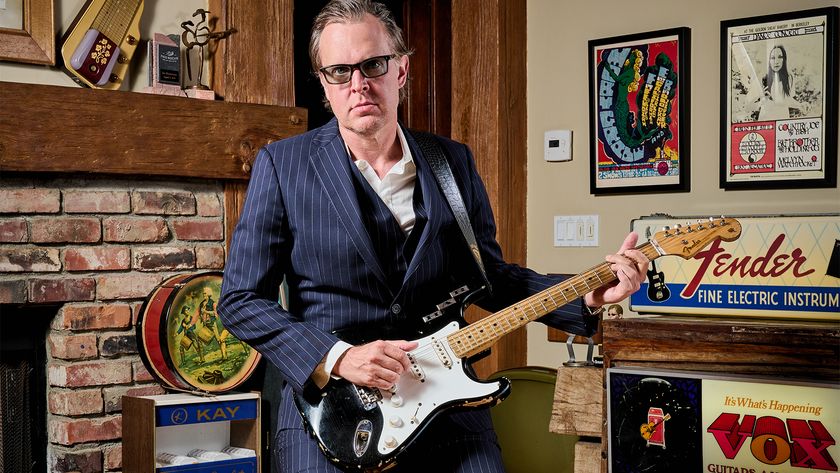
[403,128,447,285]
[308,120,390,290]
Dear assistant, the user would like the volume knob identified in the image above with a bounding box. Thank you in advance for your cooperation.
[389,416,404,428]
[384,436,398,448]
[390,394,403,407]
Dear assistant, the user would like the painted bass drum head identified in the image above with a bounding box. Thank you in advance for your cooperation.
[137,271,261,392]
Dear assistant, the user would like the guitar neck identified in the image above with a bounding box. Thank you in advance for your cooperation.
[92,0,142,42]
[447,242,661,358]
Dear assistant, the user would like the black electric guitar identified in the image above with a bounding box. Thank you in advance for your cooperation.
[644,227,671,302]
[646,260,671,302]
[294,218,742,471]
[60,0,144,89]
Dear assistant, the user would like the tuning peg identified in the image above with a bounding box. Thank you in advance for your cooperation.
[708,217,716,227]
[674,223,682,234]
[695,219,706,230]
[662,226,671,236]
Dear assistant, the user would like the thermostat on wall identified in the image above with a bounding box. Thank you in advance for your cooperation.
[545,129,572,162]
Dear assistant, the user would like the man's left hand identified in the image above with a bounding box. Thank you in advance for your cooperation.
[584,232,649,307]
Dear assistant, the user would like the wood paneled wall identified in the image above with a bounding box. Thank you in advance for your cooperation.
[452,0,528,376]
[209,0,298,248]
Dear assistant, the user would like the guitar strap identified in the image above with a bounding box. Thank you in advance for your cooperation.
[410,130,492,295]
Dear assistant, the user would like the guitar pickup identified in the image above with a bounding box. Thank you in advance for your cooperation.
[406,353,425,381]
[431,338,452,369]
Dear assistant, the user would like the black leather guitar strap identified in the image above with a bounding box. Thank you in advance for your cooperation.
[411,130,492,294]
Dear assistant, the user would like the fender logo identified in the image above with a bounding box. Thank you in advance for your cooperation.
[682,234,814,298]
[707,413,836,470]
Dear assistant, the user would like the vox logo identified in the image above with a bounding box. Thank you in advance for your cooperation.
[707,413,837,471]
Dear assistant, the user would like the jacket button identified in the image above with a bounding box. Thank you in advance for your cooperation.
[391,304,402,314]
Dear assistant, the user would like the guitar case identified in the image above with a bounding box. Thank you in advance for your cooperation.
[136,271,261,393]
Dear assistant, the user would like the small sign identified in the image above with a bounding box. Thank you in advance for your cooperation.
[157,42,181,86]
[156,398,258,427]
[148,33,181,89]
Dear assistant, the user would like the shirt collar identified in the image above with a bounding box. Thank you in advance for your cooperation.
[348,126,415,175]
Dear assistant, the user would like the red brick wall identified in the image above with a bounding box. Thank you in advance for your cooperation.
[0,177,226,472]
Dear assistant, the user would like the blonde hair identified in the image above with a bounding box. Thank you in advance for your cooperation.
[309,0,413,108]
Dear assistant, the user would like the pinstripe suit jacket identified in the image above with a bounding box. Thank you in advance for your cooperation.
[218,118,590,433]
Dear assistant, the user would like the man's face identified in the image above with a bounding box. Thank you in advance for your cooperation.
[607,309,621,319]
[318,14,408,137]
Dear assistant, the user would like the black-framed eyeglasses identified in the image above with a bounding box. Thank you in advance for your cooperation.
[319,55,395,84]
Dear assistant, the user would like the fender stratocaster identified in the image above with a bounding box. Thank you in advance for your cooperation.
[295,217,742,471]
[60,0,144,89]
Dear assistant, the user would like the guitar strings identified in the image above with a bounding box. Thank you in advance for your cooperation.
[406,242,664,360]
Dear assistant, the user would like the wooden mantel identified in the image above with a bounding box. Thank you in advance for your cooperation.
[0,81,306,179]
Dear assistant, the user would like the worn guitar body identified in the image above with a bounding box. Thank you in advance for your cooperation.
[60,0,144,89]
[294,286,511,471]
[294,218,743,471]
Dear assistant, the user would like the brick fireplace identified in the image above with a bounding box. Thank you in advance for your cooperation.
[0,175,227,472]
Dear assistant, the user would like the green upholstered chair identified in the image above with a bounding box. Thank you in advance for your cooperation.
[489,367,578,473]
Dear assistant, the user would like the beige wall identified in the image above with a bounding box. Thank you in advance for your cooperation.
[0,0,207,89]
[526,0,840,366]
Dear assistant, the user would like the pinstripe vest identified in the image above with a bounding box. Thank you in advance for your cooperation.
[347,158,427,294]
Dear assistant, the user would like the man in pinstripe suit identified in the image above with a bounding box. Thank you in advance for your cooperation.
[218,1,648,471]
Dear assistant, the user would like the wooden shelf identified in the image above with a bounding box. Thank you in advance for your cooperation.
[0,81,306,180]
[602,316,840,381]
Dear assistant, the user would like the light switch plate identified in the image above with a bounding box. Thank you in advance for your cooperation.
[554,215,598,247]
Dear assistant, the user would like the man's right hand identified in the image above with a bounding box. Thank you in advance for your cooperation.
[333,340,418,389]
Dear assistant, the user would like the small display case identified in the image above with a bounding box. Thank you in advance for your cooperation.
[123,392,260,473]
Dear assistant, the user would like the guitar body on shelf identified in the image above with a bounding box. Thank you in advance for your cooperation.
[294,217,743,471]
[60,0,144,89]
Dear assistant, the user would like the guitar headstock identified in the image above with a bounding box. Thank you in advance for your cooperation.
[650,217,742,259]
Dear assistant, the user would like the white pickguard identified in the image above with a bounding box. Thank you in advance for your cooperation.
[374,321,501,454]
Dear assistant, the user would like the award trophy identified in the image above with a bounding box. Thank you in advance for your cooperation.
[180,9,234,99]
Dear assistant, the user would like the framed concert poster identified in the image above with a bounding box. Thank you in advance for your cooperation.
[720,7,839,190]
[588,27,690,195]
